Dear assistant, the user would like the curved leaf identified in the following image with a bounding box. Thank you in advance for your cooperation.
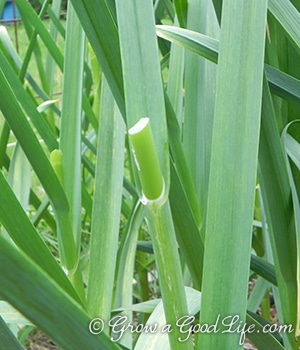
[0,235,121,350]
[157,25,300,106]
[0,170,80,303]
[0,68,76,271]
[156,25,219,63]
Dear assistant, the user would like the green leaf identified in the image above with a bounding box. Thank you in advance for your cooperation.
[135,287,200,350]
[0,26,59,112]
[258,77,298,349]
[156,25,219,63]
[15,0,64,70]
[182,0,218,223]
[246,312,286,350]
[59,3,85,285]
[69,0,125,116]
[113,200,144,348]
[0,53,57,152]
[144,199,193,350]
[198,1,268,349]
[281,122,300,337]
[0,235,121,350]
[128,116,192,349]
[157,25,300,107]
[0,170,80,303]
[265,65,300,105]
[169,161,204,289]
[212,0,223,25]
[250,255,277,287]
[113,299,159,315]
[165,93,202,230]
[7,143,31,210]
[173,0,188,28]
[268,0,300,51]
[87,77,125,331]
[0,67,77,272]
[0,316,24,350]
[116,0,169,192]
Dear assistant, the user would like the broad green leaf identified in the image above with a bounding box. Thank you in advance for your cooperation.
[59,3,85,289]
[87,77,125,331]
[198,1,267,349]
[182,0,218,218]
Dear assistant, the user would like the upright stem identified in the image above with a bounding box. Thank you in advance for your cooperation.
[129,118,193,349]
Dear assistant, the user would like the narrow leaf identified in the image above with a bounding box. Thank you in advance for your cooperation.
[0,316,24,350]
[0,170,80,303]
[0,236,121,350]
[268,0,300,51]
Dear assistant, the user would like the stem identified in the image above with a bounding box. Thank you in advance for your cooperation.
[129,118,193,349]
[145,201,194,350]
[128,117,163,200]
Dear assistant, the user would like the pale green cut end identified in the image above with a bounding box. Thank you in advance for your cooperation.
[50,149,64,186]
[128,117,150,135]
[129,118,164,201]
